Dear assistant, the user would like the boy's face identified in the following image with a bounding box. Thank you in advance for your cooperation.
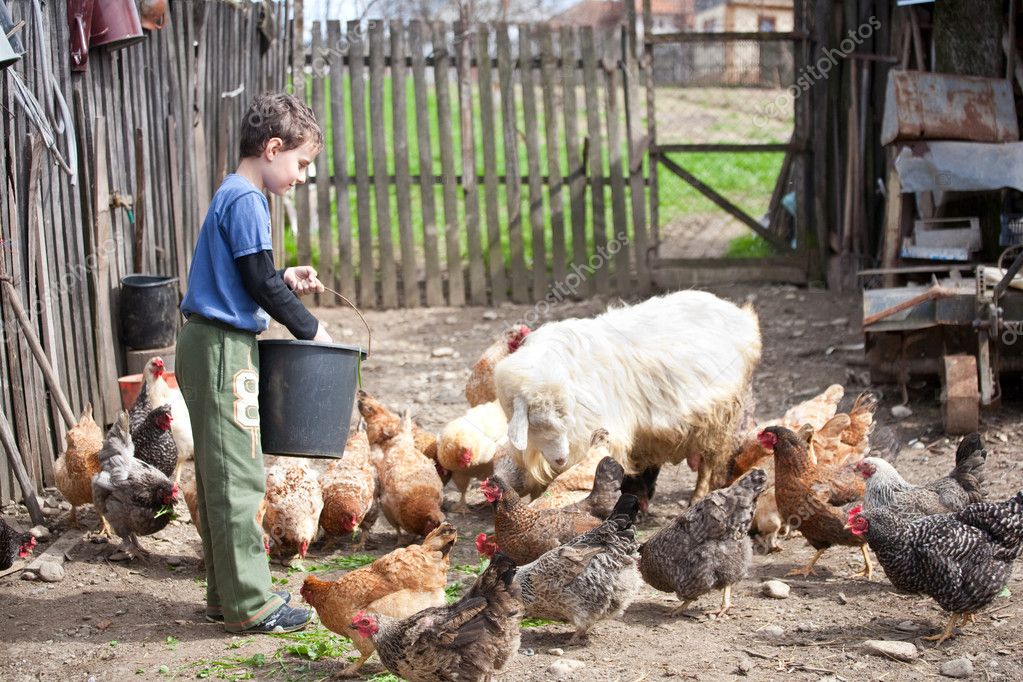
[261,138,319,196]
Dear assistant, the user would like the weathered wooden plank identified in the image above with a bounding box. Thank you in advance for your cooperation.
[369,21,398,309]
[457,23,486,306]
[581,27,608,297]
[311,22,335,307]
[433,23,465,306]
[538,26,566,286]
[560,27,588,296]
[476,26,506,304]
[497,25,528,303]
[519,25,547,300]
[409,20,444,307]
[623,26,650,295]
[605,58,630,296]
[328,20,356,301]
[348,20,375,308]
[390,22,419,308]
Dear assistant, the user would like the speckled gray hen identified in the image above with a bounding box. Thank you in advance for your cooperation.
[639,468,767,616]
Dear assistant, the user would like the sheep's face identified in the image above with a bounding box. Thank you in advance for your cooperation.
[507,392,572,469]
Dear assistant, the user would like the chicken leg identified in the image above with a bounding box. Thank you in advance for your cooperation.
[670,599,695,617]
[923,612,962,646]
[337,651,371,678]
[787,548,826,577]
[704,585,732,618]
[850,545,873,579]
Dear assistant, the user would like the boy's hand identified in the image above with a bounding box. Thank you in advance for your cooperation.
[312,322,333,344]
[282,266,325,296]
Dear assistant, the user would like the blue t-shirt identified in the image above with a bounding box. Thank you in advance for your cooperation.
[181,174,273,333]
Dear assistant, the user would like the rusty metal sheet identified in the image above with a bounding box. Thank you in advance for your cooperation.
[882,70,1019,145]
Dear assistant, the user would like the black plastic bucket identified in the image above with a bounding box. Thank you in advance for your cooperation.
[257,339,368,458]
[119,275,179,350]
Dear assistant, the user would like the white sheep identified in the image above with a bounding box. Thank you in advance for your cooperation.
[494,290,761,501]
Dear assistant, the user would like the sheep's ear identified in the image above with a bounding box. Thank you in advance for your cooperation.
[508,396,529,451]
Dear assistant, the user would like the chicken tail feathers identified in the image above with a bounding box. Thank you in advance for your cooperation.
[867,424,901,464]
[957,490,1023,559]
[606,493,641,526]
[951,433,987,503]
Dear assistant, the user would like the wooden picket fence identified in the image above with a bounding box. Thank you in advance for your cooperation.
[0,1,290,503]
[291,20,653,309]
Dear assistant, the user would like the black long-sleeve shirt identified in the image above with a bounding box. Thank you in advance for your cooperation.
[235,250,319,340]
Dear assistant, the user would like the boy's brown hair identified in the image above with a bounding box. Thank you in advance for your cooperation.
[239,92,324,158]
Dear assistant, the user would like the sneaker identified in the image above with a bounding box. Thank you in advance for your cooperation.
[246,604,313,634]
[205,591,291,623]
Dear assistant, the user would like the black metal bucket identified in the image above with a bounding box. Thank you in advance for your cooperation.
[257,340,368,458]
[119,274,179,350]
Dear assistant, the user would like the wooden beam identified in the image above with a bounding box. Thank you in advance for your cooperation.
[657,155,792,252]
[654,143,800,153]
[646,31,809,44]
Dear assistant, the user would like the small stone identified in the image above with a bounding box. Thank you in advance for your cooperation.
[913,441,926,450]
[761,580,790,599]
[547,659,586,678]
[997,432,1008,443]
[761,625,785,638]
[796,621,814,632]
[444,315,458,324]
[482,310,498,320]
[890,405,913,419]
[791,329,804,338]
[895,620,919,632]
[431,346,455,358]
[736,654,754,674]
[862,639,919,662]
[21,571,37,581]
[29,525,50,540]
[784,293,797,300]
[521,648,534,657]
[58,501,72,511]
[548,648,564,656]
[38,562,65,583]
[44,495,59,509]
[837,592,849,605]
[940,658,974,678]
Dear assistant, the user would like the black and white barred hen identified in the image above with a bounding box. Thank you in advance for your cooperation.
[513,493,642,642]
[638,468,768,617]
[91,411,179,560]
[855,432,986,522]
[350,553,523,681]
[132,404,178,480]
[0,517,35,570]
[849,489,1023,644]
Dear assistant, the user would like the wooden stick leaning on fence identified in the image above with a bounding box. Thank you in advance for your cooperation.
[0,407,45,526]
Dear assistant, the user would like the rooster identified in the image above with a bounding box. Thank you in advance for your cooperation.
[464,325,530,407]
[849,490,1023,644]
[857,432,986,523]
[437,401,508,512]
[263,461,324,562]
[639,469,768,617]
[481,475,600,565]
[54,404,109,533]
[91,411,179,559]
[759,426,871,578]
[350,552,523,682]
[0,517,36,570]
[301,523,458,676]
[319,430,378,547]
[130,357,193,484]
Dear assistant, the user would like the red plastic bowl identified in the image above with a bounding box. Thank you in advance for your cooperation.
[118,371,178,410]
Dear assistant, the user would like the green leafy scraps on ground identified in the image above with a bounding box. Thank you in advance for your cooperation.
[295,553,376,575]
[522,617,559,628]
[445,582,463,604]
[271,626,352,661]
[453,558,489,576]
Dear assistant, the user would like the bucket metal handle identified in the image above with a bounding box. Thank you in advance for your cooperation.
[322,285,371,358]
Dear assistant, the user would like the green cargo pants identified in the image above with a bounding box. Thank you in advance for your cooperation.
[176,316,284,631]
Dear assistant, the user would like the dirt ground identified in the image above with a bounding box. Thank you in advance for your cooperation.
[3,283,1023,682]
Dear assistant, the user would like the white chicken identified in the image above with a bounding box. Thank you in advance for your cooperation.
[133,357,193,483]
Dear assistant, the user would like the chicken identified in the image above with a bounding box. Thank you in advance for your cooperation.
[849,489,1023,644]
[639,469,767,617]
[531,430,623,518]
[481,475,601,565]
[319,430,378,546]
[752,486,787,554]
[438,401,508,513]
[53,404,109,533]
[464,324,530,407]
[857,432,987,523]
[357,389,444,483]
[91,411,179,559]
[131,404,178,479]
[515,493,642,642]
[0,517,36,570]
[351,552,523,682]
[130,357,193,483]
[759,426,871,578]
[263,461,324,561]
[300,523,458,676]
[375,412,445,539]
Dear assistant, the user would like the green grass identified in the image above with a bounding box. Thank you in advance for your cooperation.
[286,75,790,273]
[724,234,774,258]
[271,626,352,661]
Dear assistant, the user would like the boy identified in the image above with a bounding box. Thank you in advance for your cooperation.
[176,93,331,633]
